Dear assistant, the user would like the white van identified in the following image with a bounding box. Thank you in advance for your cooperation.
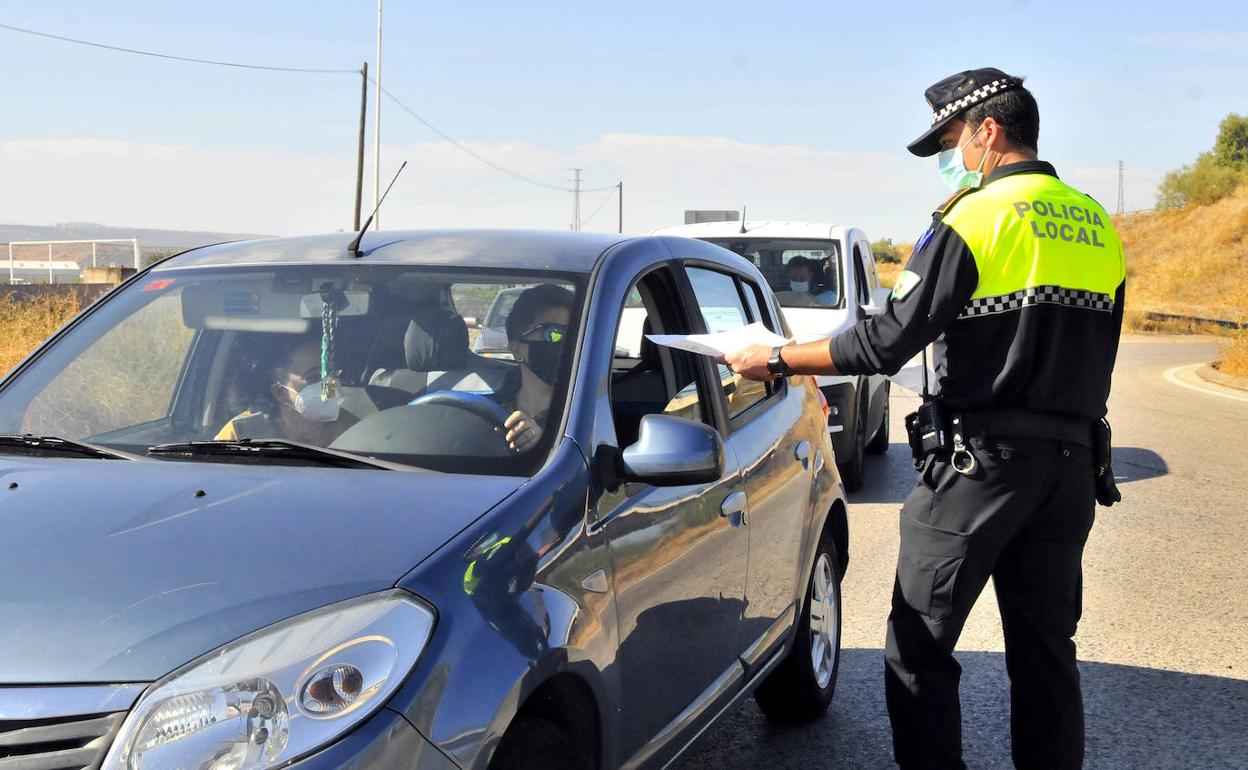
[653,220,891,491]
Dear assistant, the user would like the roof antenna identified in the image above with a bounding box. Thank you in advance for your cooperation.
[739,205,748,234]
[348,161,407,259]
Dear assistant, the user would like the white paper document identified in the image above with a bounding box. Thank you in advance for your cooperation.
[646,322,793,359]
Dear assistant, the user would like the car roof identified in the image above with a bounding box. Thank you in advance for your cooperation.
[154,229,633,273]
[652,221,851,242]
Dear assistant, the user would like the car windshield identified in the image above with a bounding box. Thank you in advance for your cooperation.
[705,238,843,308]
[0,264,584,475]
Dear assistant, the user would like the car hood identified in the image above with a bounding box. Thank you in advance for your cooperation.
[0,455,523,684]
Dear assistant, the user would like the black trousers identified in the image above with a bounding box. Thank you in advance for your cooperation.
[885,435,1096,770]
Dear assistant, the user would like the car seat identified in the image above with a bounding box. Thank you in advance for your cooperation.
[369,309,469,391]
[369,309,511,396]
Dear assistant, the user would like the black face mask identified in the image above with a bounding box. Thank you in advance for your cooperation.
[523,340,563,385]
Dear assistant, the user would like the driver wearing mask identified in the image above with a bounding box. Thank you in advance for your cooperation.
[786,255,838,304]
[494,283,574,453]
[216,335,357,445]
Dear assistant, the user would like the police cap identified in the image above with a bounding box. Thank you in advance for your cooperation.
[907,67,1023,157]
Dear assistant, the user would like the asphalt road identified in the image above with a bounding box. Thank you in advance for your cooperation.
[678,335,1248,770]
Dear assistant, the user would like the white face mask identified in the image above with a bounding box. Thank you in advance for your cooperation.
[790,280,810,293]
[936,122,990,192]
[279,381,342,422]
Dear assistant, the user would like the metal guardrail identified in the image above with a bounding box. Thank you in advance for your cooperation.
[1140,311,1247,331]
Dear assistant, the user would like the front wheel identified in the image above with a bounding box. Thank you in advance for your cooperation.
[490,717,588,770]
[753,537,842,723]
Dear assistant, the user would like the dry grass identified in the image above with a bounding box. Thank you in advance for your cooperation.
[0,291,86,377]
[1217,333,1248,378]
[21,292,195,437]
[1114,186,1248,326]
[2,289,195,438]
[876,262,904,289]
[875,242,912,289]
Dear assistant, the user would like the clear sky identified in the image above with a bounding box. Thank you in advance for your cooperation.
[1,1,1245,241]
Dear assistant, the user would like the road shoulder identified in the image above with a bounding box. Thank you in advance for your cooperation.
[1163,363,1248,403]
[1197,363,1248,393]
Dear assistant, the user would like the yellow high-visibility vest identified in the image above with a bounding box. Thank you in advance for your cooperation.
[943,173,1125,311]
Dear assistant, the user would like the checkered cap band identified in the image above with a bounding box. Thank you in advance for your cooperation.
[930,78,1020,126]
[957,285,1115,320]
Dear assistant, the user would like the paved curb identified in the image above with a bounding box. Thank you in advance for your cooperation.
[1197,364,1248,393]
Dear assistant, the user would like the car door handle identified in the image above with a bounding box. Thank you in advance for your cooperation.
[795,440,812,470]
[720,491,748,528]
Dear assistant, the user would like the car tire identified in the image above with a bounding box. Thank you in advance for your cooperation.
[837,389,866,492]
[753,535,842,724]
[865,381,891,455]
[490,717,589,770]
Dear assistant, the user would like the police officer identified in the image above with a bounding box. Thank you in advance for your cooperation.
[725,68,1125,769]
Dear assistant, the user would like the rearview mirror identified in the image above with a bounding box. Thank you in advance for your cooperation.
[299,291,371,318]
[620,414,724,486]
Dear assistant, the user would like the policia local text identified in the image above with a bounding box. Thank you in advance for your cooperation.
[1012,199,1110,247]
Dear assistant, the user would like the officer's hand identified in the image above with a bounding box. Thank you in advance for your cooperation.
[504,410,543,452]
[724,344,777,382]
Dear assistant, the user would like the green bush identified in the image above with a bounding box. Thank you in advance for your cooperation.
[870,238,903,264]
[1156,152,1248,210]
[1213,113,1248,171]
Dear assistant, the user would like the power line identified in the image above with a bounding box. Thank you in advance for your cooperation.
[375,80,617,194]
[0,21,358,74]
[579,184,618,227]
[0,19,620,198]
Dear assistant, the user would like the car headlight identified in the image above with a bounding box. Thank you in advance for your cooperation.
[102,590,435,770]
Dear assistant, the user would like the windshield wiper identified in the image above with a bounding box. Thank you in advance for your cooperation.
[147,438,397,470]
[0,433,134,460]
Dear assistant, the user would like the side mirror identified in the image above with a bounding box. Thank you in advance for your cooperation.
[865,286,892,316]
[620,414,724,487]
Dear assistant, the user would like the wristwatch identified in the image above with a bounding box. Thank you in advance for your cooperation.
[766,346,793,378]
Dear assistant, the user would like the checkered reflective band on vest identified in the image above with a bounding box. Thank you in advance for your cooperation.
[943,172,1125,321]
[958,286,1115,320]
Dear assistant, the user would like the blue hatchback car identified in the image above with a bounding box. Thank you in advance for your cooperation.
[0,230,848,770]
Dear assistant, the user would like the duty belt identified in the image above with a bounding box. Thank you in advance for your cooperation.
[955,408,1093,448]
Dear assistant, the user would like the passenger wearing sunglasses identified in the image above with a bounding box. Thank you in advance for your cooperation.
[497,283,575,453]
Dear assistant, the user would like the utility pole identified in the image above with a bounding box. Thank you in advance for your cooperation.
[570,168,583,231]
[373,0,383,230]
[617,181,623,234]
[1123,158,1133,213]
[354,62,368,230]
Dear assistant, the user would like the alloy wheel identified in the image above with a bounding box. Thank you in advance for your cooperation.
[808,552,839,688]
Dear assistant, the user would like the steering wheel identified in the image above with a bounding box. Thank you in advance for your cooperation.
[409,390,510,427]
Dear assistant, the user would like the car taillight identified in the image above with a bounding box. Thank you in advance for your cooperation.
[815,382,830,422]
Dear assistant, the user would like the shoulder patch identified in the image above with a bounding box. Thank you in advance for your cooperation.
[913,226,936,255]
[891,270,922,300]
